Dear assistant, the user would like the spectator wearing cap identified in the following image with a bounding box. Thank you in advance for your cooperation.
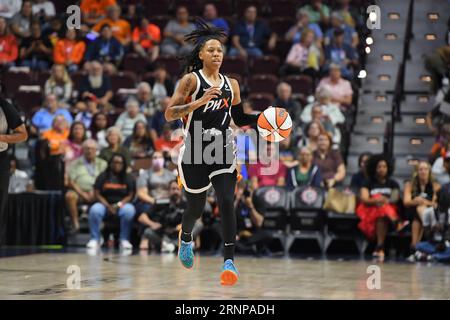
[79,61,114,110]
[84,24,124,71]
[132,17,161,62]
[432,151,450,185]
[53,28,86,73]
[273,82,302,126]
[44,64,73,108]
[280,28,322,80]
[324,11,358,48]
[31,94,73,135]
[160,6,196,57]
[93,5,131,47]
[202,3,230,35]
[80,0,117,26]
[115,99,147,140]
[229,5,277,59]
[324,27,358,79]
[300,0,330,26]
[316,63,354,109]
[285,9,323,46]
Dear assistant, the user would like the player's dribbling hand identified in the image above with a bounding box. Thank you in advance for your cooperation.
[198,86,222,105]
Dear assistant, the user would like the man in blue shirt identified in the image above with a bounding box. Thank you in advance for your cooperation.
[31,93,73,134]
[84,23,124,67]
[202,3,230,35]
[324,28,358,79]
[229,5,277,58]
[324,11,359,48]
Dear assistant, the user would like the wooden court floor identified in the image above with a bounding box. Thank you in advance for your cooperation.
[0,250,449,299]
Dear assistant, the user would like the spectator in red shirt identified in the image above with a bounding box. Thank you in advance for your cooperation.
[132,17,161,62]
[0,17,18,68]
[154,123,182,159]
[248,143,287,190]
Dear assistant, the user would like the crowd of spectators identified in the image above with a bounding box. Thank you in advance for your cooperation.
[3,0,447,260]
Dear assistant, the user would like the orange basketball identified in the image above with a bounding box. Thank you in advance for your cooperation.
[257,107,292,142]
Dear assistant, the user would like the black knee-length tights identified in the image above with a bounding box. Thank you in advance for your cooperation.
[181,171,237,262]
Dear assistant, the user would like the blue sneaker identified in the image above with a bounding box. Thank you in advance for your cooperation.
[178,230,194,269]
[220,259,238,286]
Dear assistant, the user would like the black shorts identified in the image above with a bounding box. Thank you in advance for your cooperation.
[177,130,237,193]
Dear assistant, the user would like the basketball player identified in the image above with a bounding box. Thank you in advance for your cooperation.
[0,97,28,246]
[165,20,260,286]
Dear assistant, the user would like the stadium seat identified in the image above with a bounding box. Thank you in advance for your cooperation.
[52,0,73,15]
[248,92,275,111]
[288,186,326,254]
[348,134,384,155]
[122,54,149,75]
[274,39,292,63]
[247,74,279,95]
[2,70,33,99]
[357,93,393,115]
[269,17,295,36]
[221,56,247,78]
[174,0,201,15]
[155,55,181,77]
[14,88,43,119]
[267,0,297,18]
[400,94,435,114]
[392,136,435,157]
[110,72,137,92]
[284,75,313,99]
[149,15,171,32]
[145,1,171,16]
[33,70,51,89]
[250,55,280,76]
[324,212,367,255]
[394,114,432,136]
[252,186,290,254]
[353,114,388,135]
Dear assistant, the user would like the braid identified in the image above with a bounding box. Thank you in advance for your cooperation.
[180,18,227,74]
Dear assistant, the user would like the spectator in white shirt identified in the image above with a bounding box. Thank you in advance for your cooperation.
[432,151,450,185]
[115,99,147,139]
[0,0,22,19]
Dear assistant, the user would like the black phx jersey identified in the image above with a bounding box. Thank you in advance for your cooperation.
[178,70,238,194]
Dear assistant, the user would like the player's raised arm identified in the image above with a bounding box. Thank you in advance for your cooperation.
[165,73,222,122]
[229,78,259,127]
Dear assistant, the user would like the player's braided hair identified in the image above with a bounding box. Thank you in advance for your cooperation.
[180,18,227,74]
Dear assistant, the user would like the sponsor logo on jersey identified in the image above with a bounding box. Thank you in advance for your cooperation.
[203,97,231,112]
